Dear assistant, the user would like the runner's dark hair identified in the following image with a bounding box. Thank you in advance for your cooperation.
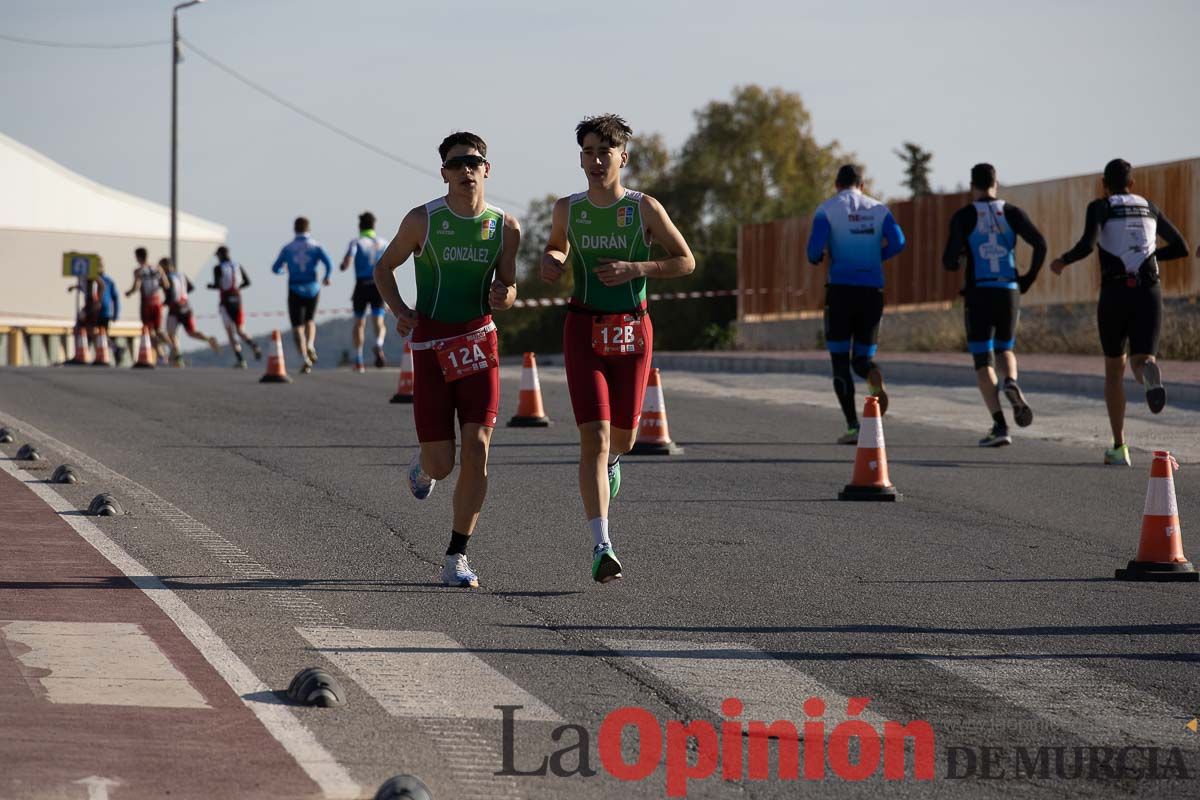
[576,114,634,149]
[438,132,487,162]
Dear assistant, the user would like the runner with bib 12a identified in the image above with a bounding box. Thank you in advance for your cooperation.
[542,114,696,584]
[373,131,520,588]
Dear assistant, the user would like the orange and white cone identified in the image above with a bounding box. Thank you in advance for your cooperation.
[389,338,415,404]
[629,368,682,455]
[1116,451,1197,581]
[259,330,292,384]
[67,325,91,365]
[132,326,156,369]
[507,352,551,427]
[838,396,900,501]
[91,331,112,367]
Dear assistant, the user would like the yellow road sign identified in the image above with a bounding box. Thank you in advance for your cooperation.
[62,252,101,280]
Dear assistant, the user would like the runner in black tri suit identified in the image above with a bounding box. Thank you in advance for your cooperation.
[1050,159,1189,466]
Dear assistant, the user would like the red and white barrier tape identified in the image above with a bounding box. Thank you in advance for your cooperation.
[194,287,769,320]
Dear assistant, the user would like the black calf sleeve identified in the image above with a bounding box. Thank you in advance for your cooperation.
[851,355,877,380]
[831,353,858,427]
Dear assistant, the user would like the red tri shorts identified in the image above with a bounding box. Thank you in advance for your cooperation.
[563,301,654,429]
[140,301,163,330]
[169,305,197,335]
[411,313,500,442]
[219,298,245,328]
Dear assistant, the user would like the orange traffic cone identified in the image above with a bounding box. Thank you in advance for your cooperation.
[1116,451,1197,581]
[507,352,551,427]
[91,331,112,367]
[390,338,415,404]
[67,325,90,365]
[838,396,900,501]
[132,326,156,369]
[259,330,292,384]
[629,368,682,455]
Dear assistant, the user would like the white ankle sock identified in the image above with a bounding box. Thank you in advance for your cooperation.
[588,517,610,548]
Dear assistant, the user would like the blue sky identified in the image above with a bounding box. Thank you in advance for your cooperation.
[3,0,1198,335]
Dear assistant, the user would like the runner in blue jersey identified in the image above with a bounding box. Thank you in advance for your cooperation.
[806,164,906,443]
[339,211,390,372]
[943,163,1047,447]
[272,216,332,374]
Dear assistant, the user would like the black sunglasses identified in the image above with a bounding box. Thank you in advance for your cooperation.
[443,155,488,170]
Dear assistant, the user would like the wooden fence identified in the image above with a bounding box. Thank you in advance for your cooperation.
[738,158,1199,321]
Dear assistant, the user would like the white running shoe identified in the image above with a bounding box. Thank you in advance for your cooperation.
[442,553,479,587]
[408,452,435,500]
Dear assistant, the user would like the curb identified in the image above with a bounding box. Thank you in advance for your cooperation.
[649,353,1200,410]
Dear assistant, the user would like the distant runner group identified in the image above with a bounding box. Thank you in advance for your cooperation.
[801,156,1188,467]
[66,115,1194,589]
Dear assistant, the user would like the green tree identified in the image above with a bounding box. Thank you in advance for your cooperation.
[494,193,569,355]
[895,141,933,198]
[636,85,850,349]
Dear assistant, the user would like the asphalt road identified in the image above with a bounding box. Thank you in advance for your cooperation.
[1,363,1197,800]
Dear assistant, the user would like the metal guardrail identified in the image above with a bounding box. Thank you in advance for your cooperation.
[0,319,144,367]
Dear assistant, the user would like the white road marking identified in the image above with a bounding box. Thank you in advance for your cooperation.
[606,638,886,726]
[1,621,208,708]
[73,776,120,800]
[0,458,360,799]
[298,627,562,722]
[922,651,1191,744]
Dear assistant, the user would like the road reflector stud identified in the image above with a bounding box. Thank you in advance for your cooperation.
[0,427,13,443]
[287,667,345,707]
[17,444,41,461]
[52,464,80,484]
[87,493,122,516]
[374,775,432,800]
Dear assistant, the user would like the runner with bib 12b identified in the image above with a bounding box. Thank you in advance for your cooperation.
[542,114,696,585]
[373,131,520,589]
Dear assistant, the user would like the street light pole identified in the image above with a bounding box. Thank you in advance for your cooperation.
[170,0,204,273]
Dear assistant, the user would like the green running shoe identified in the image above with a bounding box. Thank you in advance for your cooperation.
[837,427,860,445]
[592,544,623,583]
[1104,444,1131,466]
[607,458,621,499]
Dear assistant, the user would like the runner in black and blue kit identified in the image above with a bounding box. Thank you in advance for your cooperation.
[1051,159,1189,466]
[806,164,906,443]
[272,216,332,374]
[943,163,1047,447]
[340,211,390,373]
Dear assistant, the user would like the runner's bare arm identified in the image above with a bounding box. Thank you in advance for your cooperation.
[540,197,571,283]
[125,271,141,298]
[339,244,353,272]
[595,194,695,286]
[373,206,426,336]
[489,214,521,311]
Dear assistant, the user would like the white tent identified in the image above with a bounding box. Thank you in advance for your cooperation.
[0,130,226,323]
